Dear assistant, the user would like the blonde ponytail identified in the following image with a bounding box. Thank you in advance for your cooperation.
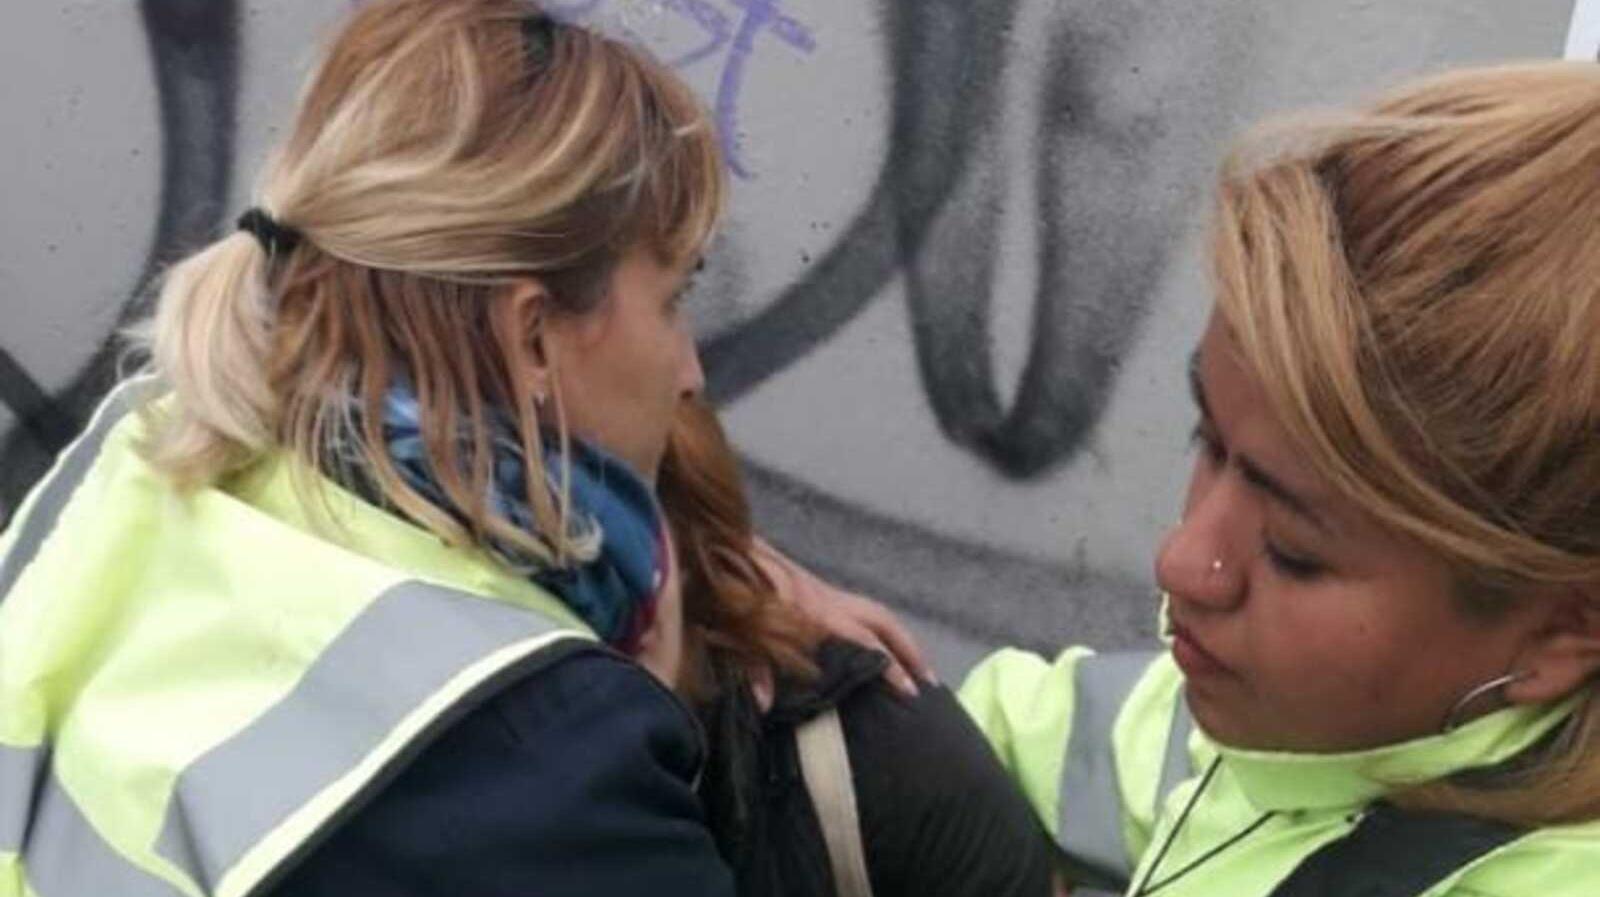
[134,231,279,488]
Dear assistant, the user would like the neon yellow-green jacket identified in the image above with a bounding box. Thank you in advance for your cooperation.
[0,381,607,897]
[960,646,1600,896]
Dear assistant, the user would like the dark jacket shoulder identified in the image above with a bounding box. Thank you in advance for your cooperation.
[698,640,1053,897]
[271,647,735,897]
[832,654,1055,897]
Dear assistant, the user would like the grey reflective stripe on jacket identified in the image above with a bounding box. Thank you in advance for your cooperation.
[0,377,154,605]
[153,582,586,896]
[8,583,586,897]
[6,742,188,897]
[1056,651,1194,888]
[1157,693,1194,810]
[0,743,46,859]
[0,377,188,896]
[0,379,591,897]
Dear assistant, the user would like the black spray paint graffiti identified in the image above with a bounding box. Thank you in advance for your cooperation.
[0,0,1235,650]
[701,0,1240,648]
[699,0,1202,480]
[0,0,239,519]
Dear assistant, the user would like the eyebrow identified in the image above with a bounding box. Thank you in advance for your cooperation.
[1187,352,1332,534]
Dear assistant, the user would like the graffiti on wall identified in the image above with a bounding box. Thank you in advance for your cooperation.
[0,0,241,523]
[1,0,1571,661]
[1566,0,1600,58]
[550,0,819,179]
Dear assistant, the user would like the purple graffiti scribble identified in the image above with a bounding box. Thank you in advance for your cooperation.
[550,0,816,179]
[659,0,731,69]
[714,0,816,178]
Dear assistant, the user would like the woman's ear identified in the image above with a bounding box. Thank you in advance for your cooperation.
[489,277,553,403]
[1505,590,1600,705]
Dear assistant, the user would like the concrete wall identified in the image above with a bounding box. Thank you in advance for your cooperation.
[0,0,1576,677]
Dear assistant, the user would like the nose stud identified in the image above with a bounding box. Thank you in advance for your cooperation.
[1210,558,1224,574]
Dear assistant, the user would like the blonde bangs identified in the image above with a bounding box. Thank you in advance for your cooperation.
[1210,64,1600,587]
[616,46,726,267]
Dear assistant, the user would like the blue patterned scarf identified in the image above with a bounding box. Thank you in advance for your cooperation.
[372,387,665,651]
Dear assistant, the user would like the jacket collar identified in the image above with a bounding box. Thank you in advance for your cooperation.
[1212,697,1579,812]
[228,453,592,633]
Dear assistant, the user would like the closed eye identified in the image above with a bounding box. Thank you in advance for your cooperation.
[1189,422,1225,465]
[1263,540,1325,580]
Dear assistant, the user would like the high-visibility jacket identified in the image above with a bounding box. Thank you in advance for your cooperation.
[0,380,694,897]
[960,647,1600,897]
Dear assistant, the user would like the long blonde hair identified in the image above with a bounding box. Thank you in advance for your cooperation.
[1211,62,1600,826]
[134,0,724,566]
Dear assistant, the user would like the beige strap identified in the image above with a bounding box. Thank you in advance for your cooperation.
[794,708,876,897]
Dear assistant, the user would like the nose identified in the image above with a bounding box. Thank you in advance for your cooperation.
[1154,475,1248,611]
[680,332,706,398]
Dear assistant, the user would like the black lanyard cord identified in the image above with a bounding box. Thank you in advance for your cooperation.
[1132,757,1277,897]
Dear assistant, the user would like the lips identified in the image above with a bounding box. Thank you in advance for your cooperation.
[1169,620,1234,680]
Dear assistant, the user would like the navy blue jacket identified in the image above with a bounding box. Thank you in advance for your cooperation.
[270,648,736,896]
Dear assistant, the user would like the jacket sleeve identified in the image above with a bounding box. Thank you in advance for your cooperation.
[958,647,1191,889]
[1442,826,1600,897]
[841,682,1057,897]
[270,650,736,897]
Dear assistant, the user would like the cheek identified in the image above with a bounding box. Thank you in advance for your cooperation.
[1275,608,1389,692]
[583,321,669,410]
[560,356,616,431]
[544,315,611,406]
[1246,588,1432,734]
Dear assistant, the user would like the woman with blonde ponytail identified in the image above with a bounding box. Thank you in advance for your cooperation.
[956,62,1600,897]
[0,1,746,894]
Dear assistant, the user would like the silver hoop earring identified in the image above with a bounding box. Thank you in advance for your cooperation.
[1441,671,1531,733]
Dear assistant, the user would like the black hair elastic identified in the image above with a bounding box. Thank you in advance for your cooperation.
[520,11,558,71]
[236,207,303,256]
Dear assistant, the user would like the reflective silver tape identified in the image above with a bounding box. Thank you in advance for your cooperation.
[1,378,192,896]
[0,742,45,853]
[1056,651,1156,883]
[27,768,188,896]
[0,378,154,604]
[1154,693,1194,813]
[2,742,186,896]
[155,580,584,893]
[1,381,586,895]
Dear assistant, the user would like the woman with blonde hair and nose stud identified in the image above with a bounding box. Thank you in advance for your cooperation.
[960,61,1600,897]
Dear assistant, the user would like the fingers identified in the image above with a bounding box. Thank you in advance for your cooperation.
[880,654,923,700]
[749,665,776,713]
[750,536,938,695]
[834,617,920,698]
[848,595,937,687]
